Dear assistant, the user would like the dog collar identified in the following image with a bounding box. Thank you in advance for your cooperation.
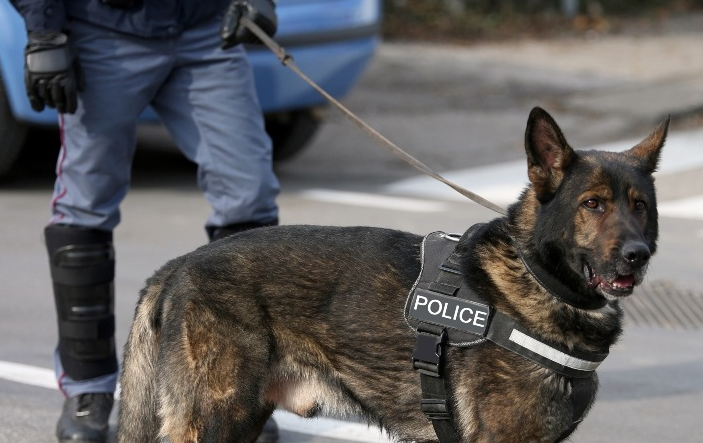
[516,247,608,310]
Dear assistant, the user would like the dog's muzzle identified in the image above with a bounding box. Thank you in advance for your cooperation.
[584,240,652,298]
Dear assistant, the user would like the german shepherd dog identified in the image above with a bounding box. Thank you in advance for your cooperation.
[117,107,667,442]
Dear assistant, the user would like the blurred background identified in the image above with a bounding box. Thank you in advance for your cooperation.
[384,0,703,42]
[2,1,703,442]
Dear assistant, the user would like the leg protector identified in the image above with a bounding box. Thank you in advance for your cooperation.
[45,225,118,381]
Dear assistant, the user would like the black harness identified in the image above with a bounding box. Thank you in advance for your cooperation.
[404,228,609,442]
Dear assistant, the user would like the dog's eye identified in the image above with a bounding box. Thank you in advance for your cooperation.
[583,198,601,211]
[634,200,647,211]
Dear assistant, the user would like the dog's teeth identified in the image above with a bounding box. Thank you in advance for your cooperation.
[612,275,635,289]
[584,263,597,286]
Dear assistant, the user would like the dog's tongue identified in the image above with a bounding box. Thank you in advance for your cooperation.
[612,275,635,289]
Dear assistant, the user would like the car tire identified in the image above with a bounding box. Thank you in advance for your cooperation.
[266,108,323,163]
[0,77,28,179]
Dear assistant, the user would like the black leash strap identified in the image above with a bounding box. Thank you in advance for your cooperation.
[239,17,508,216]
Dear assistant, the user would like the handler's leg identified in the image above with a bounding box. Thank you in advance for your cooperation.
[48,21,171,443]
[150,19,280,442]
[151,19,280,241]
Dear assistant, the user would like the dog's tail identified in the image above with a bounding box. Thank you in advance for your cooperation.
[116,271,167,443]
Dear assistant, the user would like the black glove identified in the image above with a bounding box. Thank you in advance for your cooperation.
[24,31,82,114]
[220,0,277,49]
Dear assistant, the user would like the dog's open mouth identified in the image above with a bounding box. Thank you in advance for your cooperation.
[584,263,635,297]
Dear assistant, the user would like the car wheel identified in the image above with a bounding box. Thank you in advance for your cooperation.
[0,78,28,179]
[266,108,323,162]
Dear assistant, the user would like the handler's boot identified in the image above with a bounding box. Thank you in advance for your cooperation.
[208,220,279,443]
[56,393,114,443]
[45,225,118,443]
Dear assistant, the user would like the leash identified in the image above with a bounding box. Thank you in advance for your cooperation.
[240,17,508,216]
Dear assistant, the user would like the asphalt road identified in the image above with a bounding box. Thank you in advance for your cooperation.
[2,27,703,443]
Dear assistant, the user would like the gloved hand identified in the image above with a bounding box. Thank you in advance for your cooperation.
[24,31,82,114]
[220,0,277,49]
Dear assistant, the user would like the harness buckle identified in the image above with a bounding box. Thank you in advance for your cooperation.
[420,399,451,420]
[412,326,446,377]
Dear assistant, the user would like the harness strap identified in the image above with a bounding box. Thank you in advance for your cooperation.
[414,323,460,443]
[413,241,464,442]
[555,377,595,442]
[409,230,606,442]
[407,234,607,377]
[486,311,607,378]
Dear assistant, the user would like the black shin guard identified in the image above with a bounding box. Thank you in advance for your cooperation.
[45,225,118,381]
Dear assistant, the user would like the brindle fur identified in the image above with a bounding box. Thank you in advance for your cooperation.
[117,107,668,443]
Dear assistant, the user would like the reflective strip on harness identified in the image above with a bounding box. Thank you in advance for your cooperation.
[508,329,603,372]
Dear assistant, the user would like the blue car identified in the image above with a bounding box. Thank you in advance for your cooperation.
[0,0,380,177]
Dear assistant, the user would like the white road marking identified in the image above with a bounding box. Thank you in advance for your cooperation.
[0,360,393,442]
[386,160,526,206]
[0,360,57,390]
[300,189,449,213]
[385,127,703,219]
[297,128,703,219]
[275,411,392,442]
[658,196,703,221]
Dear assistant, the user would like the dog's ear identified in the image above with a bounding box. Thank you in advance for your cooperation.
[627,115,669,173]
[524,107,575,200]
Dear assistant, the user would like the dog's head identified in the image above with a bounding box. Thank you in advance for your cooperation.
[518,107,667,301]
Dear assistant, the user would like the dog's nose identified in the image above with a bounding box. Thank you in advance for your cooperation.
[621,241,651,267]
